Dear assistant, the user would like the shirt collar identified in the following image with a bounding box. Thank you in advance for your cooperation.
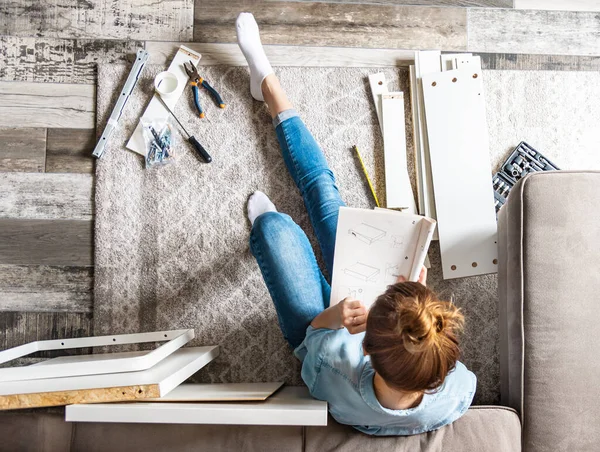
[359,361,437,416]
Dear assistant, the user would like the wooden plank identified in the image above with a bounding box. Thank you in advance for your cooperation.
[0,128,46,172]
[422,69,498,279]
[193,2,467,50]
[0,347,219,410]
[0,311,93,356]
[514,0,600,11]
[46,129,95,173]
[0,265,92,313]
[293,0,512,5]
[66,386,328,426]
[145,382,285,402]
[478,52,600,71]
[0,173,93,220]
[0,219,93,266]
[0,36,142,85]
[0,82,95,129]
[146,42,415,67]
[0,0,193,41]
[381,93,416,214]
[468,8,600,55]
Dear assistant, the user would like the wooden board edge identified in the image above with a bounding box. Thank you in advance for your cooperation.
[0,384,160,410]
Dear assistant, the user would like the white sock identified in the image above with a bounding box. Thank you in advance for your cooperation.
[248,191,277,225]
[236,12,273,101]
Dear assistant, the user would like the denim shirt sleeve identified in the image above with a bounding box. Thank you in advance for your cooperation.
[293,326,337,391]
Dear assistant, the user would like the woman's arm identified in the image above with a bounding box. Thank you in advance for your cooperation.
[311,298,368,334]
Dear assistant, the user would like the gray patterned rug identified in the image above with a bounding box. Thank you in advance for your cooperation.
[95,62,600,405]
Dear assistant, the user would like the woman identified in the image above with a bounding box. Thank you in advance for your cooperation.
[237,13,476,435]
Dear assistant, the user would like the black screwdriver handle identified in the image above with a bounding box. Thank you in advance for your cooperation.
[189,136,212,163]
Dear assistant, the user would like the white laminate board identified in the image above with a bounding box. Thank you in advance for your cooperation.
[65,386,328,426]
[409,66,425,215]
[0,329,194,382]
[440,53,472,71]
[125,45,202,156]
[422,69,498,279]
[0,347,219,397]
[414,51,441,225]
[455,55,482,72]
[144,382,284,402]
[368,72,388,135]
[381,93,415,214]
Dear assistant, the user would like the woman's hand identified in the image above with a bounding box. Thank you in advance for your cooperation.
[396,265,428,286]
[338,298,368,334]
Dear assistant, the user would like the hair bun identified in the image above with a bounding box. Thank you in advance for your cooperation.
[397,296,462,354]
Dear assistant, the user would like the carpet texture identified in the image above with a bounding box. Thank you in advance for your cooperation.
[95,63,600,406]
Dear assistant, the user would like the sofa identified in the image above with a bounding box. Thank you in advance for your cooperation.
[497,170,600,452]
[2,170,598,452]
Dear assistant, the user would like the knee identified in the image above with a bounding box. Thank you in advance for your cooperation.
[250,212,296,245]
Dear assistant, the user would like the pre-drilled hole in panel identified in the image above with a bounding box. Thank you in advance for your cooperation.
[493,259,498,265]
[451,265,457,271]
[472,262,478,268]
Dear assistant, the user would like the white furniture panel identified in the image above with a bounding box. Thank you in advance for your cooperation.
[422,69,498,279]
[145,382,284,402]
[368,72,387,134]
[381,92,416,214]
[414,51,441,224]
[0,347,219,397]
[0,329,194,382]
[66,386,328,426]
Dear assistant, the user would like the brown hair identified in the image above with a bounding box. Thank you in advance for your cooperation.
[363,282,464,393]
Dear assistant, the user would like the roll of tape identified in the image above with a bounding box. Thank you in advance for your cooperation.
[154,71,179,100]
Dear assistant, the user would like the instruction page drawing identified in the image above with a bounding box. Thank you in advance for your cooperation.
[330,207,436,308]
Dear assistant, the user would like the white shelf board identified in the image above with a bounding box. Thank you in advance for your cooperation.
[0,346,219,397]
[0,329,194,382]
[144,382,284,402]
[422,69,498,279]
[381,92,416,214]
[66,386,328,426]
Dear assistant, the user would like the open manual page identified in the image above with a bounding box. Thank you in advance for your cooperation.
[329,207,436,308]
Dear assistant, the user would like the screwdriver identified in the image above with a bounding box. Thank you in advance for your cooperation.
[155,94,212,163]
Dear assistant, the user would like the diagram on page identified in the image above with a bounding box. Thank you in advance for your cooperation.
[330,207,435,308]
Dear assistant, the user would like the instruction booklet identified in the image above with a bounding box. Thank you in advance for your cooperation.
[330,207,436,307]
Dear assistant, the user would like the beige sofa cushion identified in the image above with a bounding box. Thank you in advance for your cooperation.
[305,407,521,452]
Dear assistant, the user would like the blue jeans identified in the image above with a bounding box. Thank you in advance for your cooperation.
[249,110,346,349]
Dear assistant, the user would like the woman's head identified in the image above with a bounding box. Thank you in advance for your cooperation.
[363,282,464,393]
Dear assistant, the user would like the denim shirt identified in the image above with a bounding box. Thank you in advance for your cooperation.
[294,326,477,436]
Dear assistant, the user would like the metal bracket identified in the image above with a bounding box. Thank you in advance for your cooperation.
[92,48,150,158]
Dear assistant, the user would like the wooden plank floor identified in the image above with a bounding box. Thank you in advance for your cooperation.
[0,0,599,352]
